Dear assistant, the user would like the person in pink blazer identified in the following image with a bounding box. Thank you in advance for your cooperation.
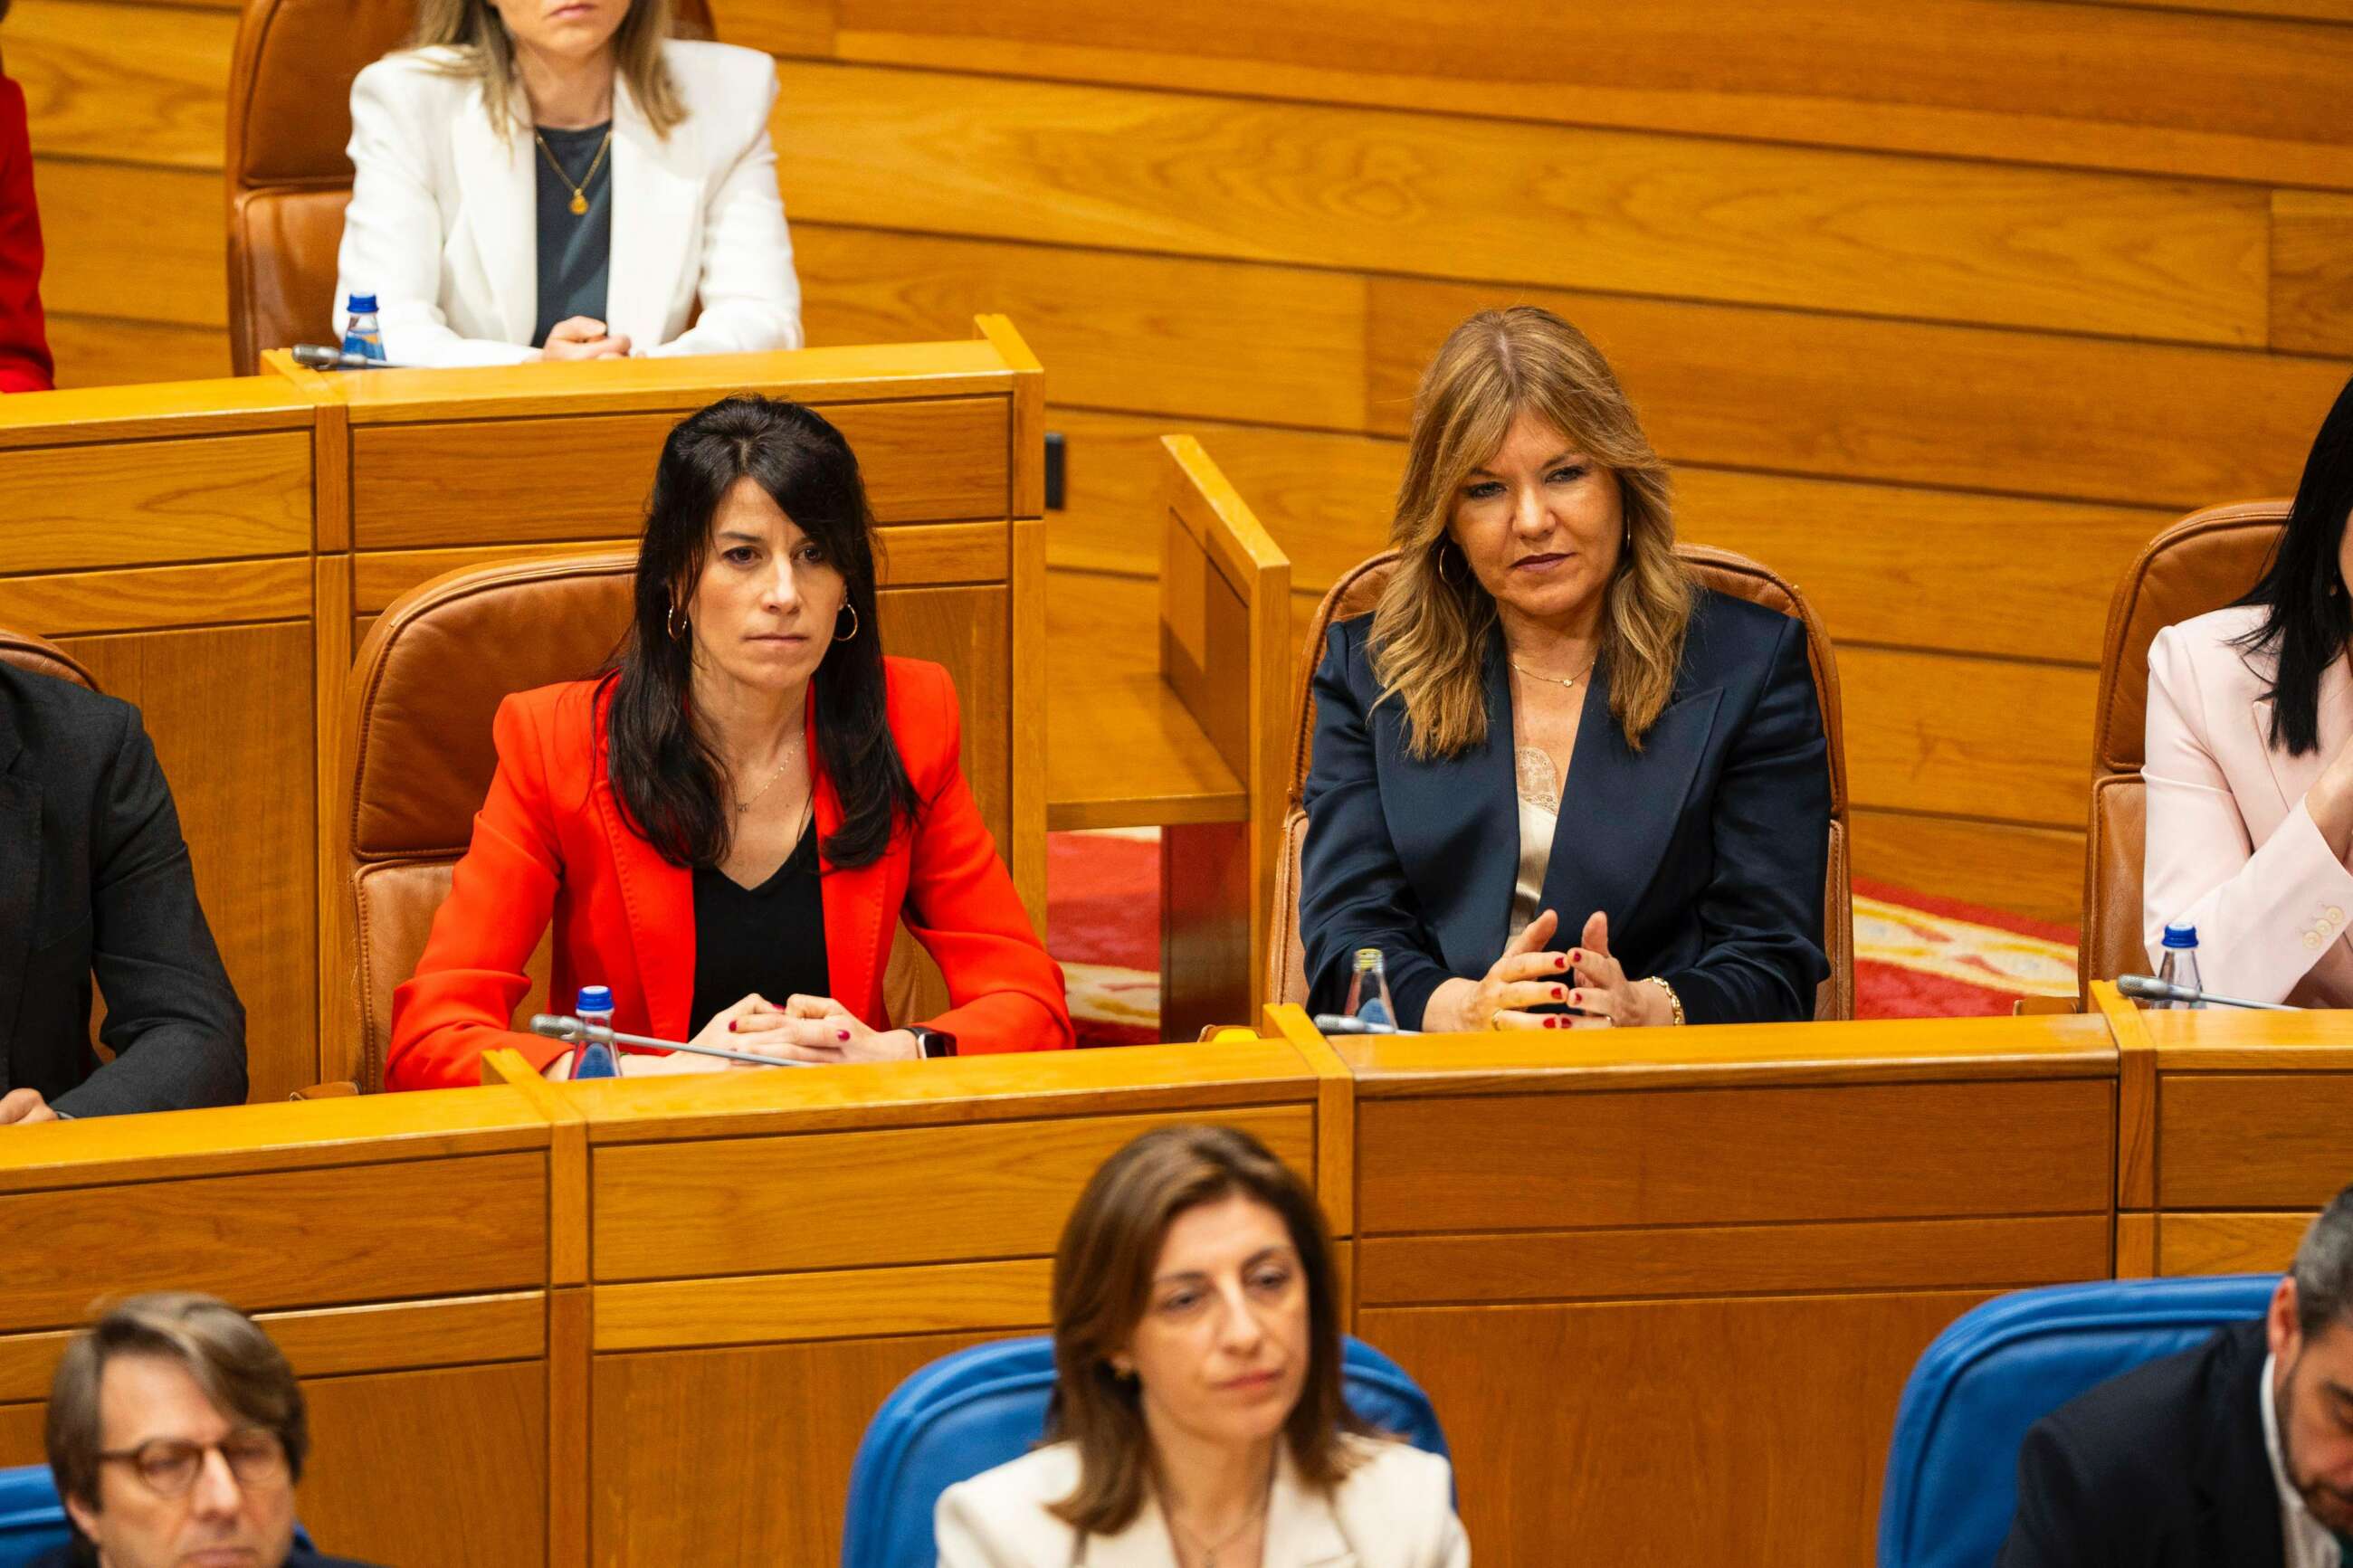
[2145,375,2353,1005]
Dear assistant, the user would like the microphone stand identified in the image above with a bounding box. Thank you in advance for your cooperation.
[2115,974,2301,1012]
[528,1013,814,1069]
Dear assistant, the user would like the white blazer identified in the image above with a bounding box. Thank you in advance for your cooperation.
[934,1437,1470,1568]
[334,40,802,367]
[2143,603,2353,1004]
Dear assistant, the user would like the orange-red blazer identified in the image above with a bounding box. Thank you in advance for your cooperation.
[386,659,1071,1090]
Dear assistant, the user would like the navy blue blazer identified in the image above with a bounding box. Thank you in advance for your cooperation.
[1299,588,1832,1028]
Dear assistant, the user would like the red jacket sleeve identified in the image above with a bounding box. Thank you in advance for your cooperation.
[386,693,569,1088]
[0,78,53,394]
[902,665,1073,1052]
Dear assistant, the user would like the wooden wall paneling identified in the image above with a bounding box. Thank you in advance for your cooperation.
[7,0,233,168]
[57,622,318,1103]
[31,160,224,327]
[311,397,354,1078]
[595,1257,1053,1351]
[1367,277,2350,511]
[0,431,309,573]
[46,318,232,389]
[782,0,2353,190]
[2116,1212,2158,1277]
[0,559,310,636]
[2270,189,2353,356]
[1264,1004,1358,1245]
[773,62,2269,345]
[2157,1212,2307,1275]
[1009,514,1048,927]
[1841,648,2095,828]
[548,1288,591,1568]
[2156,1071,2353,1208]
[1847,811,2085,928]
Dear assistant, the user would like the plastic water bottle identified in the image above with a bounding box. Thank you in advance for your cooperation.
[2157,923,2205,1009]
[1344,948,1396,1030]
[569,984,619,1079]
[341,292,385,363]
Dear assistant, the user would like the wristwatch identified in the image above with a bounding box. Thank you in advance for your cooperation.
[909,1025,958,1059]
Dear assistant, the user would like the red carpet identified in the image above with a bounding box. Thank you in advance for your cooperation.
[1047,832,2081,1041]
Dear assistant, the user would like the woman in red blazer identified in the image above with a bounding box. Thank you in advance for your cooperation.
[0,11,56,394]
[386,395,1072,1090]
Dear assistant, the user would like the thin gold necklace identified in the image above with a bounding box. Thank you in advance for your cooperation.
[731,736,805,815]
[1157,1474,1272,1568]
[1509,652,1597,690]
[533,126,614,216]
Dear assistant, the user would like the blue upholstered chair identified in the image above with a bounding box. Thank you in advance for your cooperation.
[1877,1273,2279,1568]
[0,1465,319,1568]
[842,1335,1449,1568]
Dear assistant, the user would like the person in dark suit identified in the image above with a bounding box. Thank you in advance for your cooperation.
[40,1293,384,1568]
[0,658,243,1123]
[1300,305,1831,1031]
[0,660,245,1122]
[1998,1183,2353,1566]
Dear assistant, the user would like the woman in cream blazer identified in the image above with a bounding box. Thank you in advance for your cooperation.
[937,1126,1468,1568]
[334,31,799,367]
[2143,373,2353,1006]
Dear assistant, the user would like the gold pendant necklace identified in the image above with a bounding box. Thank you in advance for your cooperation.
[533,127,613,217]
[1509,654,1596,689]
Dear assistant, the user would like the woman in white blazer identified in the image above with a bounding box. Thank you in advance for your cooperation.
[334,0,800,368]
[936,1126,1468,1568]
[2145,372,2353,1006]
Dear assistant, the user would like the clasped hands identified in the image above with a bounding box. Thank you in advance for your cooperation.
[1426,909,1676,1031]
[604,992,920,1077]
[535,316,631,362]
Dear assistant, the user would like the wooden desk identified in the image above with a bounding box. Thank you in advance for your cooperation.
[0,1088,558,1566]
[1315,1012,2118,1568]
[2110,994,2353,1278]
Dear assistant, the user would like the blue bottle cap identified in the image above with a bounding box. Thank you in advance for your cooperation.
[577,984,614,1013]
[2161,922,2198,949]
[346,292,378,314]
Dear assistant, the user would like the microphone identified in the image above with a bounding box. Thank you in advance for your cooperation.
[528,1013,814,1069]
[291,343,415,371]
[2115,974,2301,1012]
[1311,1012,1415,1036]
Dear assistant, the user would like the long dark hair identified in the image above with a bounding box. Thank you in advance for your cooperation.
[1043,1124,1368,1535]
[2236,372,2353,757]
[606,394,917,870]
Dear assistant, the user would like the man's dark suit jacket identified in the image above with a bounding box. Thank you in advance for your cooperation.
[0,661,244,1117]
[30,1543,383,1568]
[1299,588,1832,1027]
[1997,1318,2288,1567]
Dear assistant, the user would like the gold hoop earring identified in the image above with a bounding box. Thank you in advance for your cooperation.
[834,603,860,643]
[666,604,689,643]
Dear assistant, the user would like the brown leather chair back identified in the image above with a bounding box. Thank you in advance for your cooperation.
[225,0,715,375]
[345,553,639,1088]
[1268,546,1854,1022]
[2082,500,2287,995]
[0,628,97,690]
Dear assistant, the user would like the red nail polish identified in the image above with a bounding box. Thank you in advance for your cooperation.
[1571,991,1583,1005]
[1545,1016,1562,1029]
[837,1029,851,1042]
[1553,985,1567,1000]
[728,1021,737,1032]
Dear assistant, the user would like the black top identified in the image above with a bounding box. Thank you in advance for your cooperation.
[1298,588,1832,1029]
[690,818,828,1033]
[0,662,245,1116]
[530,119,614,349]
[1996,1317,2286,1567]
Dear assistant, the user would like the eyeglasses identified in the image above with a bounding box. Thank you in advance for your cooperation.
[96,1430,288,1497]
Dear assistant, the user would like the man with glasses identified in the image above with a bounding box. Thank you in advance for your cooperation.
[38,1293,382,1568]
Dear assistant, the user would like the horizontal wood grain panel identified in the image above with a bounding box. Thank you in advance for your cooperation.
[0,431,309,571]
[350,395,1010,545]
[0,1292,546,1402]
[1359,1214,2109,1305]
[2271,190,2353,356]
[2158,1071,2353,1207]
[350,522,1008,612]
[591,1106,1311,1280]
[798,223,1373,431]
[1356,1077,2110,1232]
[595,1258,1053,1350]
[2158,1211,2307,1275]
[799,0,2353,190]
[1843,647,2097,827]
[1850,809,2087,927]
[0,556,311,635]
[0,1152,545,1328]
[33,159,224,328]
[9,0,233,168]
[48,315,232,389]
[777,62,2268,345]
[1371,277,2349,510]
[1359,1289,1987,1563]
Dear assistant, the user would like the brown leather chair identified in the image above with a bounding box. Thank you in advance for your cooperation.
[0,628,96,689]
[2082,500,2288,998]
[1267,546,1855,1022]
[225,0,714,375]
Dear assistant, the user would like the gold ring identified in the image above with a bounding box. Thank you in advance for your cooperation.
[1487,1012,1506,1031]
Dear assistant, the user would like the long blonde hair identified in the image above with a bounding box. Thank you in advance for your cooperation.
[1369,306,1691,757]
[406,0,686,139]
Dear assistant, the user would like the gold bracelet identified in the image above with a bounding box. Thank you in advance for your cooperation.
[1642,975,1685,1026]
